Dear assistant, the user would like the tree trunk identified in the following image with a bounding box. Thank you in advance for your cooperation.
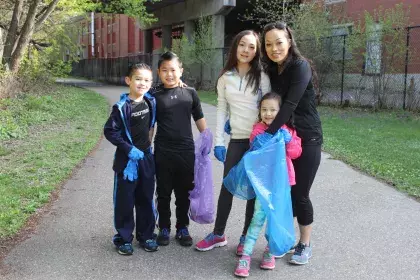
[2,0,24,68]
[0,27,4,62]
[10,0,42,72]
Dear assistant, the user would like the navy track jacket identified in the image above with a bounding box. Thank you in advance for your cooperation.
[104,93,156,173]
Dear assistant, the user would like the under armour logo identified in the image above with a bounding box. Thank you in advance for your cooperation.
[170,95,178,99]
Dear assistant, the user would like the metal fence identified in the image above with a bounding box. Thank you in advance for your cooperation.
[72,26,420,110]
[71,48,228,89]
[71,53,157,84]
[298,25,420,110]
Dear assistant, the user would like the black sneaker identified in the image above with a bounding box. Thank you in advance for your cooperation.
[117,243,133,255]
[157,228,170,246]
[176,227,193,247]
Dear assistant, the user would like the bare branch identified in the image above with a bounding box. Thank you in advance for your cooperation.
[34,0,60,31]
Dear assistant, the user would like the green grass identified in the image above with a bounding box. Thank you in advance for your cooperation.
[197,90,217,106]
[197,90,420,198]
[319,107,420,198]
[0,86,109,238]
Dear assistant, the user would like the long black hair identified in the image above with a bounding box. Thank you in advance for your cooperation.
[258,92,294,128]
[261,22,320,96]
[218,30,262,95]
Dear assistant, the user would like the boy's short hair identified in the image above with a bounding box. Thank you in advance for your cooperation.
[158,51,183,69]
[126,63,152,78]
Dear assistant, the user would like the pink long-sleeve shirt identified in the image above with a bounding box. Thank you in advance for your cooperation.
[250,122,302,185]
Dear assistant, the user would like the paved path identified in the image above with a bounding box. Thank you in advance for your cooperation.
[2,82,420,280]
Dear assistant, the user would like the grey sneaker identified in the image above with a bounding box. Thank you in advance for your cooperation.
[289,242,312,265]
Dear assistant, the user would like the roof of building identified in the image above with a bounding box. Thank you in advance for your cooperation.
[145,0,185,12]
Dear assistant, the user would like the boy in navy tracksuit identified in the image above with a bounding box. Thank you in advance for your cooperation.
[104,63,158,255]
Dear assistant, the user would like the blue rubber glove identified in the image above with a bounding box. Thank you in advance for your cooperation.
[280,128,292,144]
[224,120,231,135]
[128,147,144,161]
[123,159,138,181]
[214,146,227,162]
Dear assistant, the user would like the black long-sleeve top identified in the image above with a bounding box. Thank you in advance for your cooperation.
[266,59,323,145]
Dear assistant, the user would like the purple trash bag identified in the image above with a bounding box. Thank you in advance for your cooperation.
[189,128,215,224]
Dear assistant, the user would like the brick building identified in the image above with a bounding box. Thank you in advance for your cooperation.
[76,13,146,59]
[324,0,420,25]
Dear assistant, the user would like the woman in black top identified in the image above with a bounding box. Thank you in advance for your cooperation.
[262,22,323,265]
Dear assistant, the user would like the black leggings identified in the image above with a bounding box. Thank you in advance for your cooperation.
[213,139,255,236]
[291,144,321,226]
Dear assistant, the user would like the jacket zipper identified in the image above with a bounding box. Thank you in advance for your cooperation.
[239,76,243,91]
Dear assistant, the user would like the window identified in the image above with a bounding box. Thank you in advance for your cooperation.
[364,23,382,75]
[325,0,346,4]
[326,24,353,60]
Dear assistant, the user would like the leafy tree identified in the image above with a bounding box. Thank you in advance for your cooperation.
[240,0,301,28]
[0,0,157,73]
[172,16,217,88]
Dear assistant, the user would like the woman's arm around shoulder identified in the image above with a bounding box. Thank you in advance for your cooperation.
[266,59,312,134]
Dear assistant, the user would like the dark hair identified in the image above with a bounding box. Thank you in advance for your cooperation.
[258,92,294,128]
[158,51,183,69]
[126,63,152,78]
[261,22,320,97]
[219,30,262,94]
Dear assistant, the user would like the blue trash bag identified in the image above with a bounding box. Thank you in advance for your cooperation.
[223,151,256,200]
[189,128,215,224]
[222,132,275,200]
[244,131,295,256]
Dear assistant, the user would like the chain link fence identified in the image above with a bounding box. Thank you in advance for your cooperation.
[72,26,420,110]
[298,25,420,111]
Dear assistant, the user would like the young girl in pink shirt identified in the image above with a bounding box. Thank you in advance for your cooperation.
[235,92,302,277]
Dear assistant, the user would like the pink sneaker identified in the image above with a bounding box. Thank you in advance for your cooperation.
[236,235,246,256]
[260,247,275,270]
[234,255,251,277]
[195,232,227,251]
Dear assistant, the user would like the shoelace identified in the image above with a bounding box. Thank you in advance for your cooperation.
[145,239,158,246]
[161,228,169,237]
[120,243,132,250]
[263,251,273,262]
[238,259,249,269]
[179,228,190,237]
[205,233,215,242]
[294,243,306,256]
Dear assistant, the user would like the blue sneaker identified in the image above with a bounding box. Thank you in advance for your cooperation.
[289,242,312,265]
[141,239,159,252]
[176,227,193,247]
[117,243,133,255]
[157,228,170,246]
